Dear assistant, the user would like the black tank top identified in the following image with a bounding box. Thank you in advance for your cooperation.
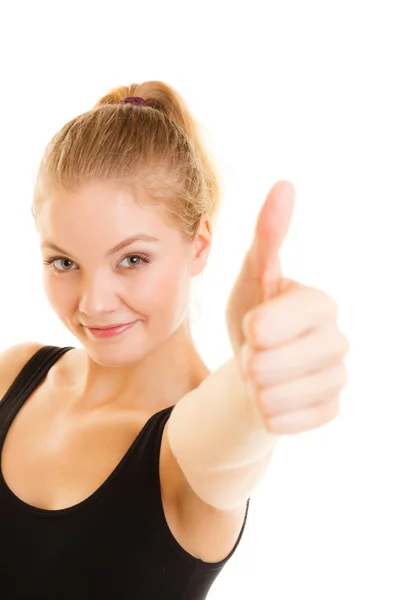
[0,345,250,599]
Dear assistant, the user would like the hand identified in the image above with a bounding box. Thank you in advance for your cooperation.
[225,181,350,435]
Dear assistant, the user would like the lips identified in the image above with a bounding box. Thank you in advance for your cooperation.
[85,320,139,339]
[85,322,134,330]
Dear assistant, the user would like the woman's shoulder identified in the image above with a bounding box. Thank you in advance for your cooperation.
[0,341,46,402]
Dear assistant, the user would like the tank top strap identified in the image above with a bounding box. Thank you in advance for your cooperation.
[0,345,75,412]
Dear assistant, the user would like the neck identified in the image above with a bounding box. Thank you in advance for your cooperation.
[60,316,210,413]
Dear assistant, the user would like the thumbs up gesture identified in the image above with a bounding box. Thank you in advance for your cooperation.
[225,181,350,435]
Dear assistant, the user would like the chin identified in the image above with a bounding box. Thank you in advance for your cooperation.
[83,345,148,368]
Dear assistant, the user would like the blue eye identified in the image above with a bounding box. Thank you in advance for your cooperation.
[42,253,151,273]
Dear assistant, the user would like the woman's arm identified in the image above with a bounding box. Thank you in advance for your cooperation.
[167,355,279,510]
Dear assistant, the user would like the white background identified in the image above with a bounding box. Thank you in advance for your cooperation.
[0,1,398,598]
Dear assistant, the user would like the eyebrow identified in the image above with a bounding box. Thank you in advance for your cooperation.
[41,234,160,257]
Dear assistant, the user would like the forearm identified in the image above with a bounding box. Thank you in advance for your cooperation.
[167,355,280,474]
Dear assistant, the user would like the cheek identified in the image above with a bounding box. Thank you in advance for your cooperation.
[42,267,191,320]
[42,274,74,315]
[134,269,191,313]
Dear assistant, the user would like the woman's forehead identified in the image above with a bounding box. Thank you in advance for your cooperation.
[46,181,156,212]
[35,187,187,256]
[38,185,169,230]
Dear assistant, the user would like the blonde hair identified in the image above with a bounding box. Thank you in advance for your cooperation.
[32,81,224,243]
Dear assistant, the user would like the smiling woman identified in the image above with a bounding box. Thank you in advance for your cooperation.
[0,81,252,600]
[34,178,213,374]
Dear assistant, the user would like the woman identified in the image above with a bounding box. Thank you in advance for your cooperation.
[0,82,349,599]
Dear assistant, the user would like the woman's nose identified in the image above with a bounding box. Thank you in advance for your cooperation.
[78,273,121,316]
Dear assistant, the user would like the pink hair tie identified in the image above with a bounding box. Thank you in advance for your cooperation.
[119,96,148,106]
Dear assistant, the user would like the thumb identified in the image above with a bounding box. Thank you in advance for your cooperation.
[251,180,296,299]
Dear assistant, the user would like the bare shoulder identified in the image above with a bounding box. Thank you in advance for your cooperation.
[0,341,46,402]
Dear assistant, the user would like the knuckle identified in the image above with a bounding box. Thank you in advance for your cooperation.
[337,363,349,387]
[342,336,351,355]
[253,313,272,346]
[259,386,280,414]
[328,398,340,419]
[319,289,338,315]
[324,364,348,393]
[240,342,253,376]
[322,397,340,421]
[247,353,261,381]
[242,312,254,340]
[332,329,350,356]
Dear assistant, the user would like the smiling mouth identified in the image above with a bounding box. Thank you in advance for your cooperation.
[84,322,136,330]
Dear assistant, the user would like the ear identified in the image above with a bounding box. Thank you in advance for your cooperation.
[191,213,213,277]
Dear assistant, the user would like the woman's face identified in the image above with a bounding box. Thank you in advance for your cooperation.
[35,180,211,366]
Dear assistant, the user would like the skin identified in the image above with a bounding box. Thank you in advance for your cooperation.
[34,179,213,414]
[225,180,350,435]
